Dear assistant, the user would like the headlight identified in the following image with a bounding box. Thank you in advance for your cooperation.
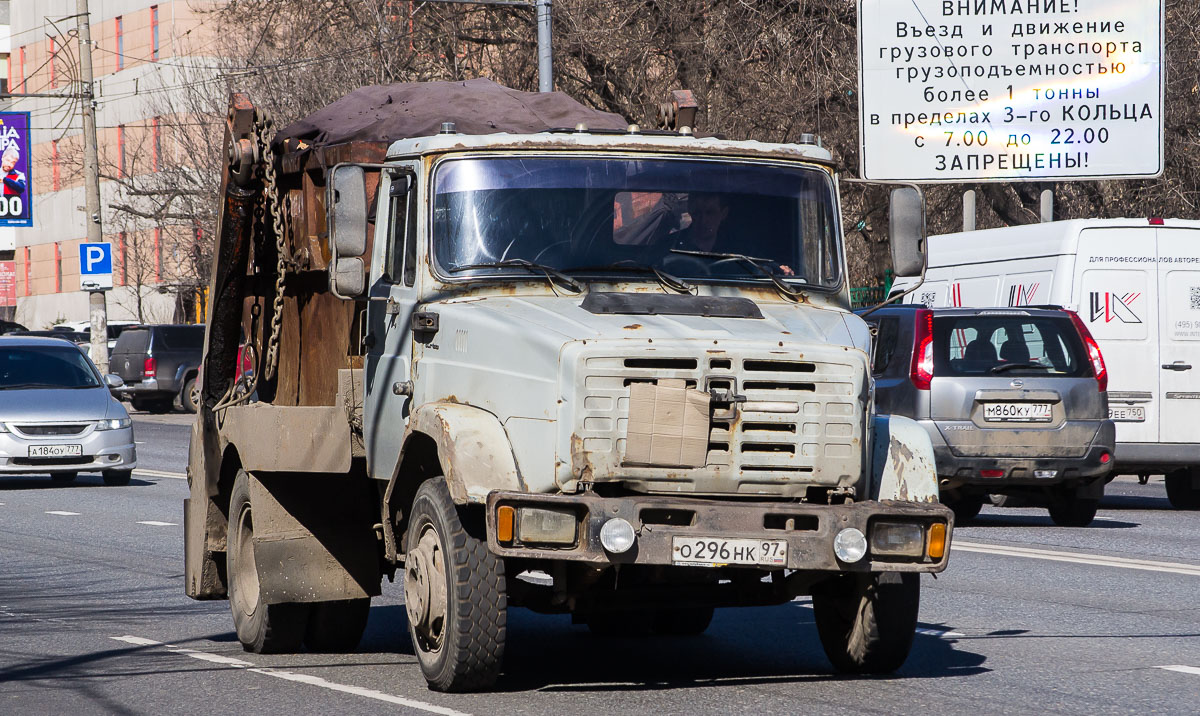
[96,418,132,430]
[833,527,867,563]
[517,507,578,546]
[599,518,636,554]
[0,422,8,433]
[870,522,926,558]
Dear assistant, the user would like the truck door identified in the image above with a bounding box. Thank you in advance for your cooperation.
[1156,228,1200,445]
[1075,228,1157,445]
[364,166,421,479]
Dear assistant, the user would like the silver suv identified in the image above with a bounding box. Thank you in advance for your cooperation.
[861,306,1115,526]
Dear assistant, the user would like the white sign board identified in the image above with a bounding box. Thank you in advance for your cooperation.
[79,242,113,290]
[857,0,1163,182]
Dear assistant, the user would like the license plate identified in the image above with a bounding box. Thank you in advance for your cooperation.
[671,537,787,567]
[28,444,83,458]
[983,402,1052,422]
[1108,406,1146,422]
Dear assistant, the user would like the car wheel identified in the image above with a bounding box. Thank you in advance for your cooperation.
[305,598,371,653]
[227,469,309,653]
[1047,496,1098,527]
[1165,468,1200,510]
[102,469,132,486]
[404,477,506,692]
[50,471,77,483]
[812,571,920,674]
[942,493,985,523]
[181,376,200,414]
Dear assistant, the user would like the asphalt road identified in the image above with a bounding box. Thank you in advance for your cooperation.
[2,414,1199,715]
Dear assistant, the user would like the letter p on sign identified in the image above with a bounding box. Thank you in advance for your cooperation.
[79,242,113,290]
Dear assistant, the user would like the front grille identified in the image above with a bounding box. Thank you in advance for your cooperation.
[12,456,91,466]
[572,346,864,491]
[14,424,89,437]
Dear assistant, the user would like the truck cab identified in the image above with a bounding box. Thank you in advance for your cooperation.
[185,81,953,692]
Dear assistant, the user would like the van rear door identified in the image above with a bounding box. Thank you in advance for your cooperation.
[1075,228,1158,445]
[1156,228,1200,444]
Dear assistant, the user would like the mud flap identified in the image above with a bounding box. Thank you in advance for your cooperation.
[248,472,382,605]
[870,415,939,503]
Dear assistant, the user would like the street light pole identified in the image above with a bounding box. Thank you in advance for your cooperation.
[76,0,108,373]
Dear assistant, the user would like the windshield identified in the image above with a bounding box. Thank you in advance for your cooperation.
[934,315,1089,377]
[432,156,841,289]
[0,345,102,389]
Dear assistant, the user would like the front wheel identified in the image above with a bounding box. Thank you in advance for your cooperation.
[1165,469,1200,510]
[227,469,309,653]
[404,477,506,692]
[102,469,132,486]
[812,572,920,674]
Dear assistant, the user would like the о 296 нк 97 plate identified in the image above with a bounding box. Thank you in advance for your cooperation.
[672,537,788,567]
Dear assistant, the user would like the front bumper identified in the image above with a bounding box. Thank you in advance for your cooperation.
[927,420,1115,488]
[486,491,952,573]
[0,427,137,474]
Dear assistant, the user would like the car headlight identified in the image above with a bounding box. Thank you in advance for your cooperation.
[96,418,132,430]
[0,422,8,433]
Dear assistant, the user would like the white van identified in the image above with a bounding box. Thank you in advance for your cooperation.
[892,218,1200,509]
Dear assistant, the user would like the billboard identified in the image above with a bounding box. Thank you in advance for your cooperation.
[857,1,1164,182]
[0,261,14,307]
[0,112,32,227]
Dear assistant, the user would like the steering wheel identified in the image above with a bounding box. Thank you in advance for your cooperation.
[532,240,573,264]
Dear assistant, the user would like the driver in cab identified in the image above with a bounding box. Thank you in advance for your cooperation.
[670,193,795,276]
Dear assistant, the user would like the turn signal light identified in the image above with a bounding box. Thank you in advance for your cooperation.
[928,523,947,560]
[496,505,515,543]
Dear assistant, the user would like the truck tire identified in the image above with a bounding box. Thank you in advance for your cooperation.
[305,598,371,653]
[653,606,714,636]
[102,469,132,486]
[1047,496,1099,527]
[1165,469,1200,510]
[812,572,920,674]
[181,376,200,414]
[227,469,309,653]
[942,493,984,523]
[404,477,506,692]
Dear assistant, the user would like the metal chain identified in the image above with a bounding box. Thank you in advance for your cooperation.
[256,112,287,382]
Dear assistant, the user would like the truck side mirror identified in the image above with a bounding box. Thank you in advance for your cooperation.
[328,165,368,298]
[888,186,926,278]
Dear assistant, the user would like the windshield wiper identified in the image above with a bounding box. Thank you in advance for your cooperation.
[669,249,805,301]
[990,363,1053,374]
[448,257,583,295]
[564,262,694,294]
[448,259,583,294]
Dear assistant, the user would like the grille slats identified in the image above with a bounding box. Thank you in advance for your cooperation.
[14,424,89,437]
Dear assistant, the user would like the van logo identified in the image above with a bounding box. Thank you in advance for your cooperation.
[1007,283,1040,306]
[1010,379,1024,387]
[1088,291,1142,324]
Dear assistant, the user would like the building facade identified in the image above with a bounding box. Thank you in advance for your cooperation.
[7,1,218,329]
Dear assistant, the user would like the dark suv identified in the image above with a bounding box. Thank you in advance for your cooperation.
[861,306,1116,527]
[110,324,206,413]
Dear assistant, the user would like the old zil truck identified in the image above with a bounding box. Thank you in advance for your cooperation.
[185,79,953,692]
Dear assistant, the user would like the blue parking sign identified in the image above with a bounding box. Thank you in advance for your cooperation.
[80,242,113,290]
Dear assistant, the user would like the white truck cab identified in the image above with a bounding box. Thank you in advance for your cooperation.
[893,217,1200,509]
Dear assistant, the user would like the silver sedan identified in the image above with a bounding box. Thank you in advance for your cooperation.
[0,336,137,485]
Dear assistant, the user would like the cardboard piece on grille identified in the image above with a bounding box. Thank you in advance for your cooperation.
[625,379,710,468]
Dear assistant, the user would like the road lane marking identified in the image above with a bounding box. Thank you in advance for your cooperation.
[953,540,1200,577]
[110,636,471,715]
[1158,665,1200,676]
[133,469,187,480]
[915,627,965,637]
[136,521,178,527]
[45,511,80,516]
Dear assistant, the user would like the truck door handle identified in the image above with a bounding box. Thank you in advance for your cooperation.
[1162,362,1193,371]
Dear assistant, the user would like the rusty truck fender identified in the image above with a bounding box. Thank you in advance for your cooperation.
[869,414,940,503]
[399,402,526,504]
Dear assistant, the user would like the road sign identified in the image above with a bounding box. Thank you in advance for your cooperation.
[80,242,113,290]
[857,0,1164,182]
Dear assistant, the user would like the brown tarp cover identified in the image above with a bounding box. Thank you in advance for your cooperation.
[274,78,629,150]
